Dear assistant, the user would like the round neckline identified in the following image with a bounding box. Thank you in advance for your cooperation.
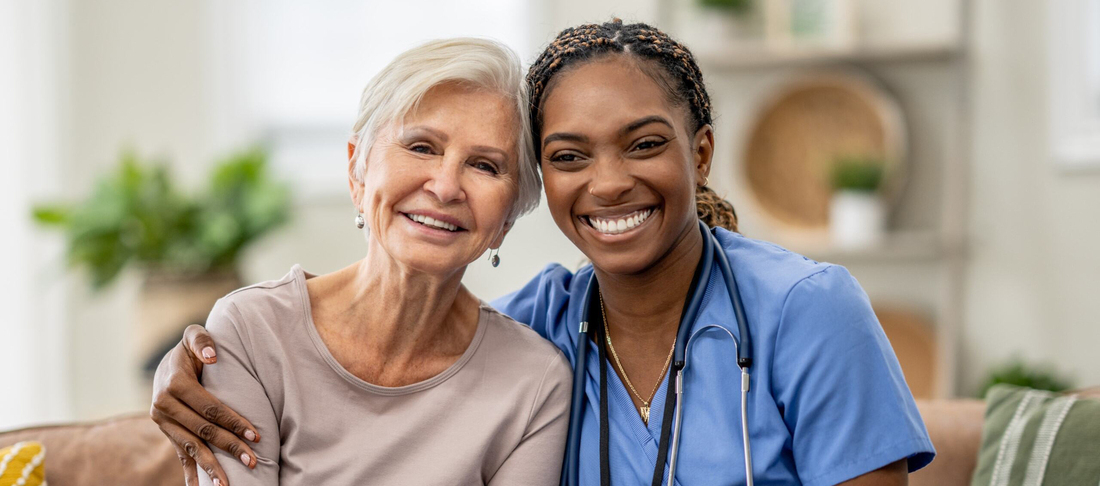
[291,264,488,396]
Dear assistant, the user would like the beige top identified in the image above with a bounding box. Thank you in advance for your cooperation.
[196,265,572,485]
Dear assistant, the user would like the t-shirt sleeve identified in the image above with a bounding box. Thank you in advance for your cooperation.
[487,349,572,486]
[771,265,935,486]
[491,263,578,357]
[196,297,281,486]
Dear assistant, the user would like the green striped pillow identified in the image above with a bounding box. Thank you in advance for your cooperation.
[971,384,1100,486]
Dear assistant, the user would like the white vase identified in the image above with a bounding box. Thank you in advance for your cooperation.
[829,190,886,249]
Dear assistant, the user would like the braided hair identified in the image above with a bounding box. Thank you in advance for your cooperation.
[526,19,738,232]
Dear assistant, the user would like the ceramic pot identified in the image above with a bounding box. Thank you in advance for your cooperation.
[136,269,242,367]
[829,190,886,249]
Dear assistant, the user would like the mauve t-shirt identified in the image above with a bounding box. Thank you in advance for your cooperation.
[196,265,572,485]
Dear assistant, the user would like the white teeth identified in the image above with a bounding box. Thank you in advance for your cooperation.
[408,213,458,231]
[587,208,653,235]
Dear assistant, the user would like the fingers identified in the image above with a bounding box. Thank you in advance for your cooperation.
[157,415,232,486]
[184,324,219,365]
[151,395,259,467]
[175,444,199,486]
[171,379,261,444]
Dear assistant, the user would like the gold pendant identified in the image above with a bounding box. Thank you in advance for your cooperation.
[640,405,650,423]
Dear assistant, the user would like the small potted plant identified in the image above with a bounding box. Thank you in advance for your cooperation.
[828,155,886,249]
[687,0,761,46]
[33,148,291,367]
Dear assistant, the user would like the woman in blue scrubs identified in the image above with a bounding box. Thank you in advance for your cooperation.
[151,20,934,485]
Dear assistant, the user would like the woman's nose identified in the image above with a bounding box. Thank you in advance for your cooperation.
[423,158,466,204]
[587,157,635,202]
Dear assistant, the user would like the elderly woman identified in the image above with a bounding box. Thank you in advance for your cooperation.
[151,38,571,485]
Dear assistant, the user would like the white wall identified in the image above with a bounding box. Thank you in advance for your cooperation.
[0,0,71,429]
[961,0,1100,393]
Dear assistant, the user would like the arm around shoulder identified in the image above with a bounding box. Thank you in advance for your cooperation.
[196,297,282,485]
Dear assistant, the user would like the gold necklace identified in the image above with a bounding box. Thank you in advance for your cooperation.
[600,292,676,425]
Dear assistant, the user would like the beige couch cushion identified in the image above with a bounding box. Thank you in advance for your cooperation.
[0,413,182,486]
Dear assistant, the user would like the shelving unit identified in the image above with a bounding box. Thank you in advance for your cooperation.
[658,0,971,397]
[695,42,961,71]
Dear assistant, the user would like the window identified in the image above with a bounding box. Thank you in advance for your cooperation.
[1049,0,1100,170]
[206,0,534,197]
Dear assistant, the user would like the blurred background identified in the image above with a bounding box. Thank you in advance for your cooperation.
[1,0,1098,432]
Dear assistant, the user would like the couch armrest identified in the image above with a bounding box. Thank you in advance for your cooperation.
[0,413,183,486]
[910,399,985,486]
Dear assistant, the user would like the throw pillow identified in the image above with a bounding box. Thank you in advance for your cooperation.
[0,441,45,486]
[971,384,1100,486]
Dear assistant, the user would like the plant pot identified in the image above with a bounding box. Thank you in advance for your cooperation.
[136,269,243,374]
[829,190,885,249]
[681,5,764,47]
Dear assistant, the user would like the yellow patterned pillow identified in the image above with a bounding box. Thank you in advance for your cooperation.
[0,441,45,486]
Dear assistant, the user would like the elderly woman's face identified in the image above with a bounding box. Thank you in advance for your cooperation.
[351,83,520,275]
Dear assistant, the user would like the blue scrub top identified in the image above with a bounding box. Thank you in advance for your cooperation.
[492,228,935,486]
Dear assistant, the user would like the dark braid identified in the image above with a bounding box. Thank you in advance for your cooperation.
[526,19,738,233]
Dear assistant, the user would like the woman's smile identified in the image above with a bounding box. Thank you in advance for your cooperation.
[579,205,659,240]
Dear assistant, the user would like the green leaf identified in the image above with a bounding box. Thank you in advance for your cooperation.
[31,205,71,226]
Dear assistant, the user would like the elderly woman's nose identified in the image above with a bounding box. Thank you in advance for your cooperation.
[587,157,635,202]
[423,160,466,203]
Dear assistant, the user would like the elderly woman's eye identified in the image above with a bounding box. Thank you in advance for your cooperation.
[409,144,433,154]
[473,161,499,175]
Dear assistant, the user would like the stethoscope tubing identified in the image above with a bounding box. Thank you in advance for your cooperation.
[562,221,753,486]
[668,325,753,485]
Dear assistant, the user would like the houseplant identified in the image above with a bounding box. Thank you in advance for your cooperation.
[33,148,290,365]
[828,155,886,248]
[979,358,1074,398]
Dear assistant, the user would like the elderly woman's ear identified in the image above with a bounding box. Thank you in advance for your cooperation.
[490,221,514,250]
[347,139,365,209]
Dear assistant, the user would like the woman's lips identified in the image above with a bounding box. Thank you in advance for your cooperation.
[582,207,655,236]
[403,212,463,232]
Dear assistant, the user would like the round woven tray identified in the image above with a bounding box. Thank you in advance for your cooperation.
[742,72,906,230]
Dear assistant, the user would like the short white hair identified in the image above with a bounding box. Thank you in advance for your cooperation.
[350,38,540,220]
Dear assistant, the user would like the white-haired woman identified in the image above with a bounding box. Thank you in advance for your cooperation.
[149,38,570,485]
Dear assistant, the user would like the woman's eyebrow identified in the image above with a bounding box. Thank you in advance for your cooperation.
[542,132,589,148]
[621,116,674,136]
[471,145,508,160]
[401,126,449,142]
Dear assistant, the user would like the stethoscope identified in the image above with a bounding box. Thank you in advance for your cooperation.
[561,220,755,486]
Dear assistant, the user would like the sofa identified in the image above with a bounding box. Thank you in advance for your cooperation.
[0,396,1073,486]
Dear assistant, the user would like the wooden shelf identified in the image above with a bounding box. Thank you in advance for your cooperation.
[787,231,964,264]
[696,42,962,71]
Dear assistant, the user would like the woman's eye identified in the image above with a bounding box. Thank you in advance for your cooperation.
[409,144,433,154]
[473,161,499,175]
[633,139,668,151]
[550,153,581,163]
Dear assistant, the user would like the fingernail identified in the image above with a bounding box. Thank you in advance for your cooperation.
[213,480,222,486]
[202,347,216,361]
[240,453,251,467]
[244,430,257,442]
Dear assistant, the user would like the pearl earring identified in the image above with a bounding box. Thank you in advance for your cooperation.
[355,213,365,229]
[489,249,500,267]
